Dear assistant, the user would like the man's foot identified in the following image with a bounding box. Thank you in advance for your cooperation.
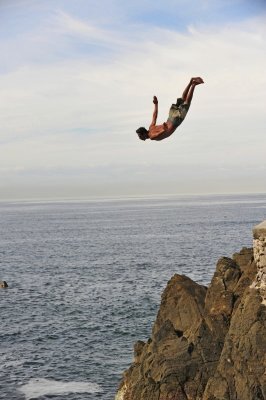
[192,77,204,85]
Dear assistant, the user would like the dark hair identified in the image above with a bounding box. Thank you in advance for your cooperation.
[136,127,149,141]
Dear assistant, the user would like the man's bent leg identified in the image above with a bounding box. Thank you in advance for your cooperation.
[183,78,204,105]
[181,78,194,101]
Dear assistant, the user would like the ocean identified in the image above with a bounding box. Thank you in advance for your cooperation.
[0,194,265,400]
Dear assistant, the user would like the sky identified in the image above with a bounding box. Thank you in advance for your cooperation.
[0,0,266,200]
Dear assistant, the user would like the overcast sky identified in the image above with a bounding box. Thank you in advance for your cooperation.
[0,0,266,200]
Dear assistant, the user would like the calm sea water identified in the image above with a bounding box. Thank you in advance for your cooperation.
[0,194,265,400]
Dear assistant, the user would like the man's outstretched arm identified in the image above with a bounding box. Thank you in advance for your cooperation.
[150,96,158,127]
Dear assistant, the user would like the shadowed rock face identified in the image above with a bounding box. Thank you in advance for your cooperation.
[115,248,266,400]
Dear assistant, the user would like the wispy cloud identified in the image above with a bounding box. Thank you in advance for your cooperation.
[0,3,266,198]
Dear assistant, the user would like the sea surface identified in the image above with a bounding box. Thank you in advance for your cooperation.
[0,193,265,400]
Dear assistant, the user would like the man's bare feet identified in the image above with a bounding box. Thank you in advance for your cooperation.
[193,77,204,85]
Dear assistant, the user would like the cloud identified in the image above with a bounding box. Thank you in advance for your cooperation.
[0,7,266,197]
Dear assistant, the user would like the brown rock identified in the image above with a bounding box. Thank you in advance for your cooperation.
[203,288,266,400]
[115,247,266,400]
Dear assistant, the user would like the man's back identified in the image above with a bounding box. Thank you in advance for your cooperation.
[148,122,175,141]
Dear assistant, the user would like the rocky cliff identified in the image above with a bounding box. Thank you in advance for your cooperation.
[115,245,266,400]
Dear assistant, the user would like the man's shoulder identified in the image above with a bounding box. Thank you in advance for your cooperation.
[149,122,156,130]
[148,124,173,141]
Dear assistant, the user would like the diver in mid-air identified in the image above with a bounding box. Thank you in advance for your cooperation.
[136,77,204,141]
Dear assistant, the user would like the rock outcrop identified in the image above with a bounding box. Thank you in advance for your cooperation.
[115,247,266,400]
[252,221,266,304]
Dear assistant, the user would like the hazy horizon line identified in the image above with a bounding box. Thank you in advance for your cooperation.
[0,191,265,204]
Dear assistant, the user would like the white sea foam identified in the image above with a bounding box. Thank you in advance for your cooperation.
[18,378,102,399]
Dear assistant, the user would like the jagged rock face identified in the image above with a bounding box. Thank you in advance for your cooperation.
[115,248,266,400]
[252,221,266,304]
[203,288,266,400]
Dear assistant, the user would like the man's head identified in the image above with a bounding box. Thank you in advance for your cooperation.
[136,127,149,141]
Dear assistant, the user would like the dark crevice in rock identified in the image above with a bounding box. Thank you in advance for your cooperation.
[187,342,194,355]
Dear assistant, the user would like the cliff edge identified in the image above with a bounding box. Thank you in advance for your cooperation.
[115,243,266,400]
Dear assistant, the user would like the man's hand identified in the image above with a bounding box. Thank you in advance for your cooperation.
[153,96,158,104]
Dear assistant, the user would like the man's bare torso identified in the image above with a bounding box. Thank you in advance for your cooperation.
[148,121,176,141]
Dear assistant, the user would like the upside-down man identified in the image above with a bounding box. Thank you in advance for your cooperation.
[136,77,204,141]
